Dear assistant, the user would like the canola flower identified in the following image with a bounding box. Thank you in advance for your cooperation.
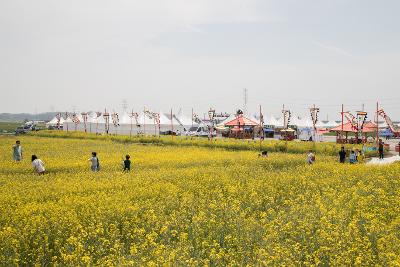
[0,135,399,266]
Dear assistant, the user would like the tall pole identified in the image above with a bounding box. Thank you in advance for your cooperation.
[314,104,316,142]
[171,108,174,139]
[66,112,69,133]
[143,107,146,136]
[259,105,263,151]
[130,109,133,138]
[154,115,157,136]
[376,101,379,147]
[341,104,344,143]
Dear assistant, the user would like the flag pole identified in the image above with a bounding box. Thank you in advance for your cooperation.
[130,109,133,138]
[376,101,379,147]
[171,108,174,140]
[143,107,146,136]
[341,104,344,143]
[154,114,157,136]
[259,104,262,151]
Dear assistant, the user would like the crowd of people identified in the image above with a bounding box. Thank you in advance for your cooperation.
[12,140,132,175]
[12,139,394,174]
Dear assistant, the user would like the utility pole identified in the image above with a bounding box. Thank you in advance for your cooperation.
[243,88,248,116]
[122,99,128,113]
[376,102,379,147]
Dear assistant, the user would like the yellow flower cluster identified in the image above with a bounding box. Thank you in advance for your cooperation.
[0,135,399,266]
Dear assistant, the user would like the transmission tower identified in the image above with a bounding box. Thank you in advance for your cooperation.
[122,99,128,113]
[243,88,248,116]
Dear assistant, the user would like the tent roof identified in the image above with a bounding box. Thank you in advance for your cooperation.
[330,121,377,133]
[315,120,327,128]
[297,117,313,128]
[217,114,236,127]
[325,120,339,127]
[176,114,195,126]
[224,115,259,126]
[119,112,131,124]
[265,115,279,126]
[46,116,65,125]
[160,112,181,125]
[275,117,284,127]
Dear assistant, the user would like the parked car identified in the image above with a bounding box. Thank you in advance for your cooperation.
[160,130,177,136]
[15,125,32,134]
[15,121,46,134]
[188,126,216,137]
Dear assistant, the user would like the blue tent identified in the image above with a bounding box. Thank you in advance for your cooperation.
[380,128,394,137]
[264,128,274,133]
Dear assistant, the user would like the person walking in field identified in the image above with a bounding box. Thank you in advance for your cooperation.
[89,152,100,172]
[307,151,315,165]
[123,155,131,172]
[339,146,346,163]
[31,155,45,175]
[378,139,384,160]
[13,140,23,162]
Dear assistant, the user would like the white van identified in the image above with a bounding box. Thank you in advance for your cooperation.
[299,128,322,142]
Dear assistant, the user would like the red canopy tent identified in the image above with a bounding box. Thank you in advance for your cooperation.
[330,121,377,143]
[330,121,377,133]
[224,115,259,139]
[224,115,259,126]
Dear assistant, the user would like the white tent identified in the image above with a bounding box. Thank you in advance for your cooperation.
[119,112,131,124]
[46,116,65,128]
[217,114,236,127]
[315,120,327,128]
[289,116,302,127]
[275,117,284,127]
[175,113,198,132]
[325,120,339,128]
[297,117,313,128]
[265,116,279,127]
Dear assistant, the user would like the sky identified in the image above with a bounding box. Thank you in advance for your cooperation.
[0,0,399,119]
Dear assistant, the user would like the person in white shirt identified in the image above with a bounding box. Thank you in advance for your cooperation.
[31,155,45,175]
[307,151,315,165]
[88,152,100,172]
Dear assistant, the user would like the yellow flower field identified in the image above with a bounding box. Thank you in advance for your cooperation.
[0,135,399,266]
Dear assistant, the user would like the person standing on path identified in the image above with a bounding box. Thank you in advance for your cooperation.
[31,155,45,175]
[339,146,346,163]
[378,139,384,160]
[13,140,23,162]
[89,152,100,172]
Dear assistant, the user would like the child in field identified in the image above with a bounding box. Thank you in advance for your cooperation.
[13,140,23,162]
[31,155,45,175]
[89,152,100,172]
[258,151,268,158]
[307,151,315,165]
[123,155,131,172]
